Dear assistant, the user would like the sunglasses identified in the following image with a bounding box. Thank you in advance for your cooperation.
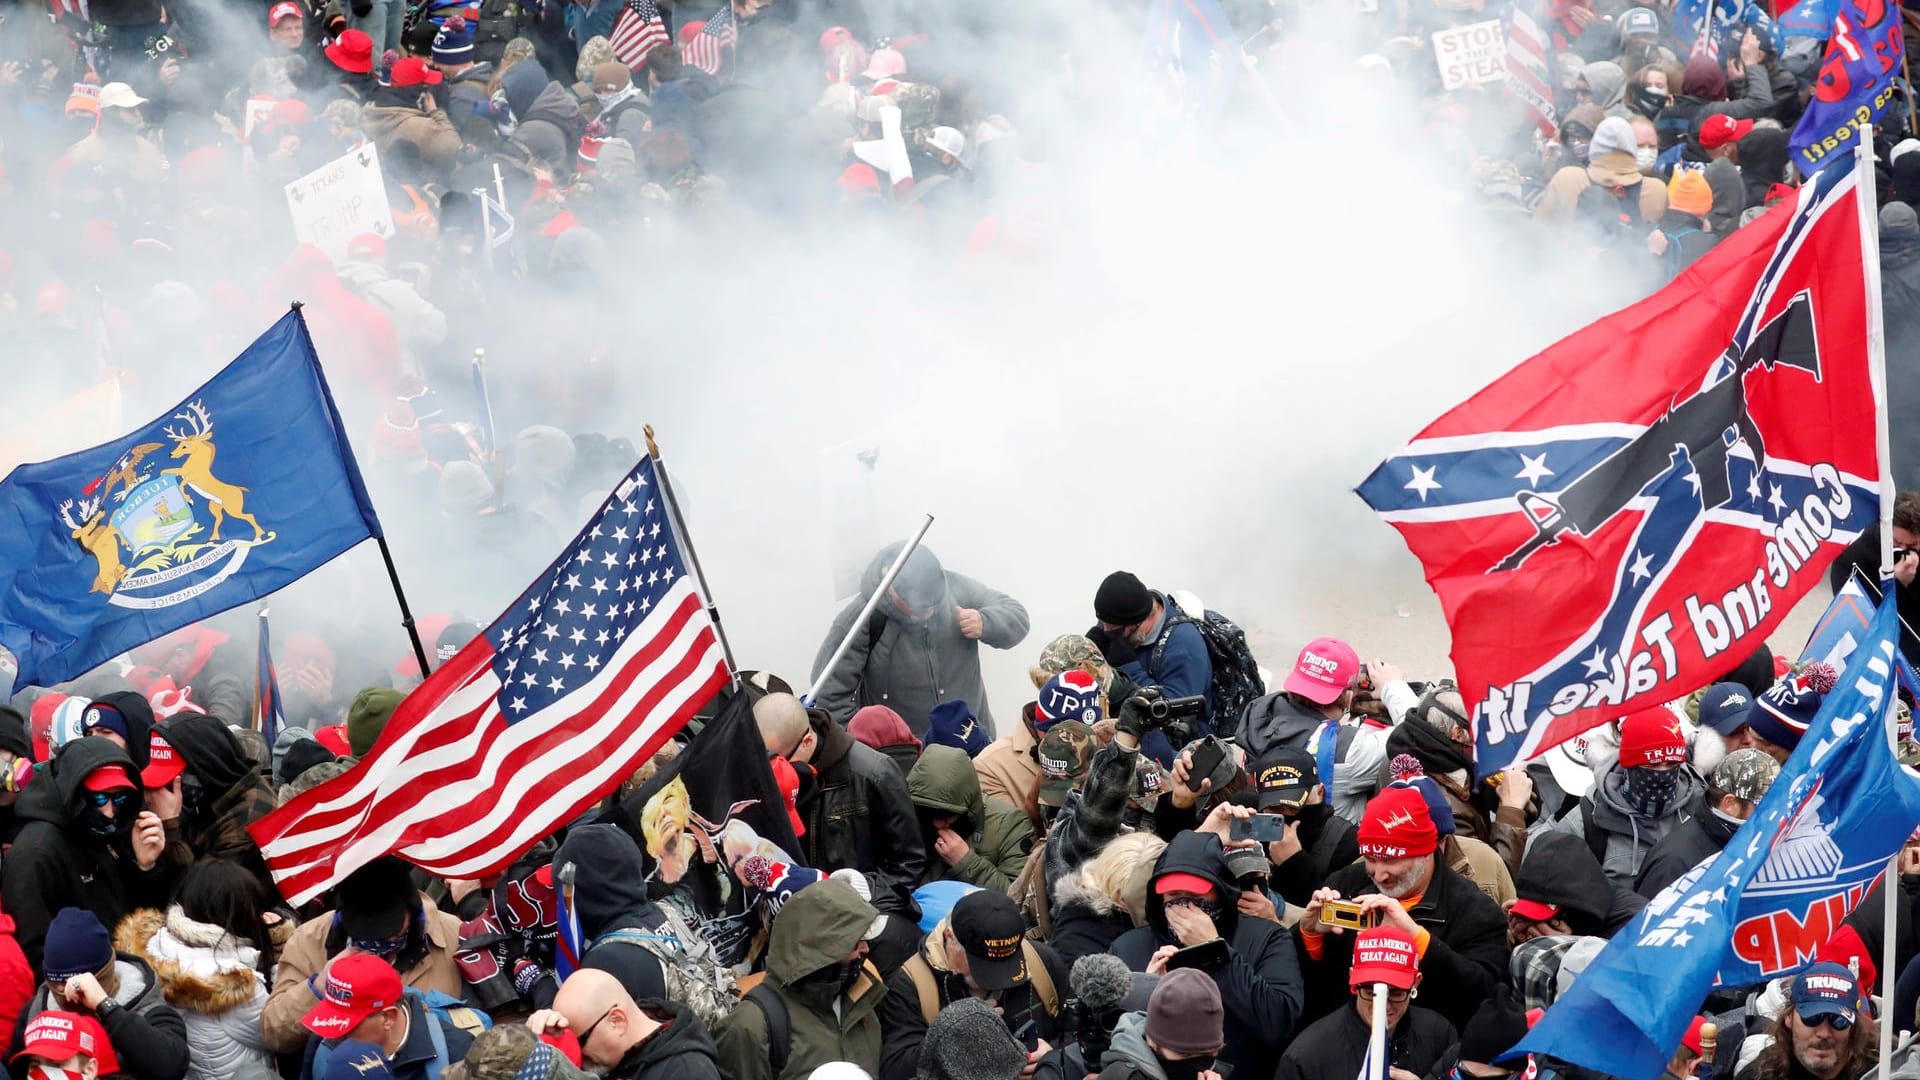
[87,791,131,809]
[577,1005,616,1044]
[1798,1009,1853,1031]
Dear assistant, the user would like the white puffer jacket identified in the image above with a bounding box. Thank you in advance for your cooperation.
[116,908,278,1080]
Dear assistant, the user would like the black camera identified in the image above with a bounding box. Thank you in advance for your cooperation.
[1146,694,1206,723]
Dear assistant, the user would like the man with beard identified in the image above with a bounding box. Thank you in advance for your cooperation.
[1297,787,1507,1031]
[811,543,1029,740]
[532,968,727,1080]
[1736,963,1877,1080]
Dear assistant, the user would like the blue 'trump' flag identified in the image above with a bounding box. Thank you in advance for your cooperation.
[0,309,382,694]
[1515,590,1920,1079]
[1789,0,1906,174]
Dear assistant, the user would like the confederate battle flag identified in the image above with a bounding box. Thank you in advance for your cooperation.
[1357,156,1884,778]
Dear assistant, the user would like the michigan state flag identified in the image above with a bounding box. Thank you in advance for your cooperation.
[0,309,382,694]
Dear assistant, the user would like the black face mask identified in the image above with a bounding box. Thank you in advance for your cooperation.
[1633,86,1669,117]
[180,771,211,826]
[1156,1052,1212,1080]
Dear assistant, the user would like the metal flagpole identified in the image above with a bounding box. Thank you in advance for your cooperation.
[1856,129,1900,1070]
[804,514,935,707]
[254,604,268,734]
[644,425,740,688]
[478,190,495,270]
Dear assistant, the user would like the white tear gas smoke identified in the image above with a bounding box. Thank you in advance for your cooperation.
[0,0,1827,721]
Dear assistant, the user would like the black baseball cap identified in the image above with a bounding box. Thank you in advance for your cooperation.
[1250,747,1318,810]
[950,891,1028,991]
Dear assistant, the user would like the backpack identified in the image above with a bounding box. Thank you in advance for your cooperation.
[590,903,740,1031]
[746,983,793,1077]
[1573,181,1642,255]
[1009,841,1052,941]
[1659,224,1703,280]
[900,943,1058,1023]
[1150,605,1266,723]
[419,989,493,1039]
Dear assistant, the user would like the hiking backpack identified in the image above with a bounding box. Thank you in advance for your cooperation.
[1150,605,1266,724]
[591,903,740,1030]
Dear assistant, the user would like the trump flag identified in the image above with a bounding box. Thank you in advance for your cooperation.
[1357,157,1881,779]
[1515,590,1920,1078]
[0,310,381,694]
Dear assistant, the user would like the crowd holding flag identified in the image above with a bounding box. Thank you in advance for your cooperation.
[1514,590,1920,1075]
[1357,150,1883,779]
[0,309,383,695]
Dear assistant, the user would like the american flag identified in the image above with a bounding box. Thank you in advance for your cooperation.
[684,3,736,76]
[249,457,729,906]
[1504,8,1557,138]
[609,0,670,70]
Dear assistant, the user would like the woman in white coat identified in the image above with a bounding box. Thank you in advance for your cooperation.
[116,859,280,1080]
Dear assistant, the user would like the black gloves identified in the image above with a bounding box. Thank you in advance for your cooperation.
[1086,624,1138,669]
[1115,687,1163,740]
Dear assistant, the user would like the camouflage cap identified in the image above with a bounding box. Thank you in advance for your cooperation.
[1030,634,1115,695]
[1036,721,1095,807]
[1130,755,1172,810]
[1710,748,1780,803]
[462,1023,536,1080]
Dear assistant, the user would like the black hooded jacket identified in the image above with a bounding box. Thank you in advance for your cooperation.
[1518,831,1646,937]
[552,824,668,1000]
[1269,803,1361,907]
[1110,832,1305,1080]
[93,691,157,771]
[1301,858,1508,1032]
[1634,802,1742,900]
[160,714,278,885]
[610,999,727,1080]
[2,738,175,972]
[1276,1000,1457,1080]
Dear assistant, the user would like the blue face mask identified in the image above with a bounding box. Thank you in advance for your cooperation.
[347,929,409,957]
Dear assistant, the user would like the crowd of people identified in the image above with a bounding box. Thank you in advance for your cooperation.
[0,547,1914,1080]
[4,0,1920,1073]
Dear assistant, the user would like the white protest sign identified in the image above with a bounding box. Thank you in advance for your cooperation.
[284,143,394,260]
[1433,19,1508,90]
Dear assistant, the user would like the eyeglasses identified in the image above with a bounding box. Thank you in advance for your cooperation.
[1797,1009,1854,1031]
[577,1006,616,1045]
[1356,986,1411,1003]
[87,791,131,809]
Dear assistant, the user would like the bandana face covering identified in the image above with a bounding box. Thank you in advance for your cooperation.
[1620,764,1685,816]
[1156,1053,1212,1080]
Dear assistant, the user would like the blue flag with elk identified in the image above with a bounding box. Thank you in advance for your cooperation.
[0,309,382,694]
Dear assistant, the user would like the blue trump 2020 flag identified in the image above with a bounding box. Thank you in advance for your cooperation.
[0,309,382,694]
[1516,589,1920,1079]
[1789,0,1905,174]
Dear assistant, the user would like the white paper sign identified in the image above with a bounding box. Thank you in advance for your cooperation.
[1433,20,1508,90]
[284,143,395,260]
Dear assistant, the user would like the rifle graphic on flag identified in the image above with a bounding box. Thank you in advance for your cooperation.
[1356,133,1885,779]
